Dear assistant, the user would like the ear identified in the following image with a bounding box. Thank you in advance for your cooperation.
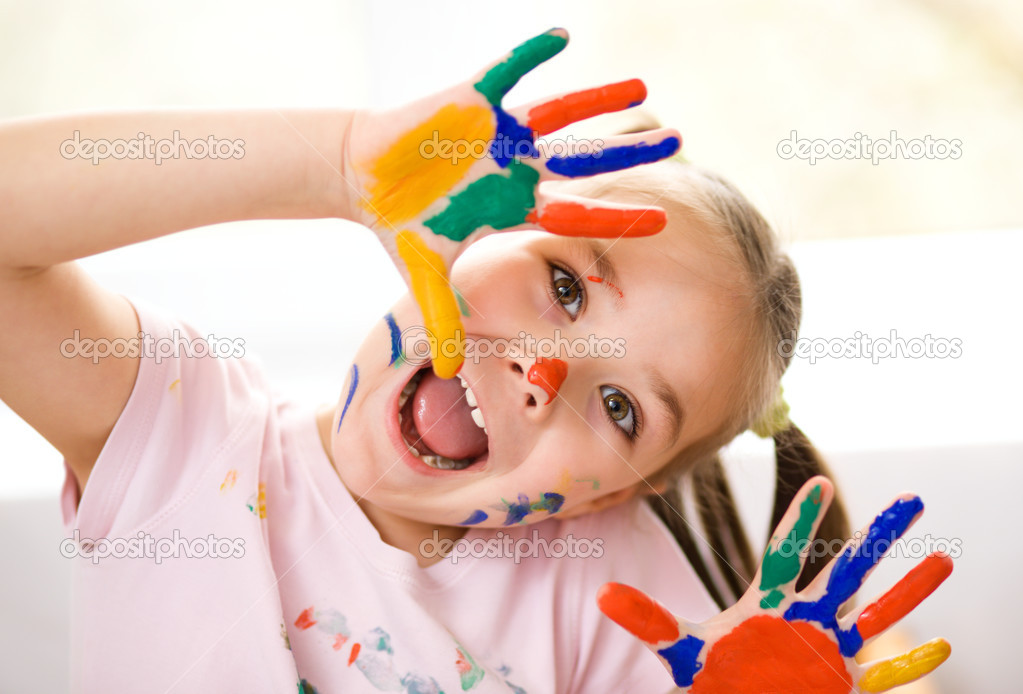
[556,480,667,520]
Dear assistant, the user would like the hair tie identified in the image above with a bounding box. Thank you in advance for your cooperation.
[751,387,790,438]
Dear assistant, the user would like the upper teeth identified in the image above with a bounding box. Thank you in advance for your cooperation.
[398,373,421,409]
[460,375,486,433]
[470,407,485,429]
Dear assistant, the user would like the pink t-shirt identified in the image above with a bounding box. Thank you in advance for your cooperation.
[60,298,718,693]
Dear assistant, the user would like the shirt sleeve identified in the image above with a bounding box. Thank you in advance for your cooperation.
[56,297,300,692]
[60,295,271,540]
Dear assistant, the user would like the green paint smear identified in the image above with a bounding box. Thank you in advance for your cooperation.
[575,478,600,490]
[452,286,471,317]
[760,589,785,610]
[456,643,485,690]
[424,160,538,242]
[474,32,567,106]
[758,484,823,597]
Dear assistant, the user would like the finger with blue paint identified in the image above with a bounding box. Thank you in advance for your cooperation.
[345,29,681,380]
[597,476,953,693]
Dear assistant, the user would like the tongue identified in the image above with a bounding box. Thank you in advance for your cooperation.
[412,371,489,461]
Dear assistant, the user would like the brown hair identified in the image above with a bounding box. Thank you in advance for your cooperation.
[549,159,849,608]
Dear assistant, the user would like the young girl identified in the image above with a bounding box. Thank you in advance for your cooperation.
[0,29,949,693]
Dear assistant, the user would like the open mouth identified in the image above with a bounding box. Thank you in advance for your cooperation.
[397,367,490,471]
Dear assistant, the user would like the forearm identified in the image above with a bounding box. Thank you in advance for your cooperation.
[0,108,354,270]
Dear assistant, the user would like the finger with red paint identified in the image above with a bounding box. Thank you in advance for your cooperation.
[844,552,953,650]
[525,189,670,238]
[510,79,648,137]
[596,477,954,693]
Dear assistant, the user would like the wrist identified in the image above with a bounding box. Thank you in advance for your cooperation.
[309,107,363,223]
[280,107,360,222]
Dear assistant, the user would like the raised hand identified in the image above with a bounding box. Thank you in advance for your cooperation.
[344,28,680,378]
[598,477,953,693]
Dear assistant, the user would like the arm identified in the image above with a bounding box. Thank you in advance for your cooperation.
[0,108,351,267]
[0,108,352,490]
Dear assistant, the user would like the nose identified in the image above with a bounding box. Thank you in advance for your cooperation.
[509,356,568,418]
[523,357,568,405]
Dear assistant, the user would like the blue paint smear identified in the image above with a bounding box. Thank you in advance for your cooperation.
[500,492,567,525]
[384,313,402,366]
[503,494,532,525]
[459,510,488,525]
[531,492,565,514]
[490,105,536,168]
[545,136,681,178]
[657,634,705,687]
[401,674,443,694]
[336,364,359,432]
[784,496,923,657]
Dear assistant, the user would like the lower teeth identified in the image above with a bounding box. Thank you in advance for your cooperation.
[407,446,470,470]
[419,453,470,471]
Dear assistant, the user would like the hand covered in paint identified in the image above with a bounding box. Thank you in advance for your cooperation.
[597,477,953,693]
[344,28,680,379]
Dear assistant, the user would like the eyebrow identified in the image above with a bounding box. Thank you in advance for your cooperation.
[583,240,624,307]
[650,369,685,449]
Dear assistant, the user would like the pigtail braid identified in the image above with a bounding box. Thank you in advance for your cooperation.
[691,457,756,604]
[649,458,756,611]
[648,485,728,610]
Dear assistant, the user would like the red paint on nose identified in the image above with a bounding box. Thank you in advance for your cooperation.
[527,357,568,405]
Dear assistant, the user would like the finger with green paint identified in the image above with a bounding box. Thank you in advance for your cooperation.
[597,476,953,693]
[344,28,681,379]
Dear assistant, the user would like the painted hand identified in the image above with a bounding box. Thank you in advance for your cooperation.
[345,28,680,379]
[598,477,953,693]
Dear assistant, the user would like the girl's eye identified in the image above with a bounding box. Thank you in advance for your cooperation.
[550,266,584,319]
[600,385,638,439]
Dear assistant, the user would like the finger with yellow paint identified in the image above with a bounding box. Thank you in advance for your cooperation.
[858,638,951,692]
[395,231,464,379]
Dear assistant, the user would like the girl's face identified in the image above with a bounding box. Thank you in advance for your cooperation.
[329,222,751,531]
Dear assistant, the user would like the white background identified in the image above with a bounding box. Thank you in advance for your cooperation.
[1,1,1021,692]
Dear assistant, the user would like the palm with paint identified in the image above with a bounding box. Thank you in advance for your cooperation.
[344,28,680,379]
[598,477,953,693]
